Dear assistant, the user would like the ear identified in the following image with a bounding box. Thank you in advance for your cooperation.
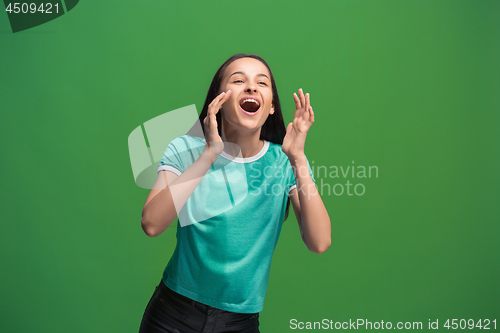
[270,103,275,115]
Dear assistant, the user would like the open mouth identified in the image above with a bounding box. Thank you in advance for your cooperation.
[239,98,261,114]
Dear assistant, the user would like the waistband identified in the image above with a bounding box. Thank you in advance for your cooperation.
[159,279,218,310]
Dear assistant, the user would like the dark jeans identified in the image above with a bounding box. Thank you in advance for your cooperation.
[139,280,260,333]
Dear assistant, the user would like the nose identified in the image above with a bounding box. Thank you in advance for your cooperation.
[245,86,257,93]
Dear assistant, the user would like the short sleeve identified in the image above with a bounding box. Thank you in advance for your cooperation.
[157,135,203,176]
[287,155,316,196]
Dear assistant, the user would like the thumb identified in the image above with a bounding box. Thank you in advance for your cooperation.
[286,122,293,135]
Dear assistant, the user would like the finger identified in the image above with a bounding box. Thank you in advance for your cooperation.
[298,88,306,109]
[210,113,217,130]
[303,93,310,122]
[213,90,232,115]
[293,93,301,118]
[297,89,306,119]
[293,92,300,109]
[218,90,232,108]
[309,106,314,123]
[208,96,220,115]
[204,114,212,128]
[205,105,218,125]
[209,91,227,112]
[207,114,218,144]
[215,91,226,109]
[203,116,210,138]
[209,91,225,107]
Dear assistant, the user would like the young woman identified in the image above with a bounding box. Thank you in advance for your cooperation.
[139,54,331,333]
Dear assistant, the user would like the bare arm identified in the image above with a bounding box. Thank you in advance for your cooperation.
[141,148,214,237]
[283,88,331,253]
[289,158,331,254]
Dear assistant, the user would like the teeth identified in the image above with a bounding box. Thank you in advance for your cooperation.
[242,98,260,106]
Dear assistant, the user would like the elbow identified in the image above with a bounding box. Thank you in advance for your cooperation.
[309,238,331,254]
[141,217,161,237]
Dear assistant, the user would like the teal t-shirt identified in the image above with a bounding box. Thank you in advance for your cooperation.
[157,135,315,313]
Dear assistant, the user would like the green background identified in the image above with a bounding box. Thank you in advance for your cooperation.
[1,0,498,332]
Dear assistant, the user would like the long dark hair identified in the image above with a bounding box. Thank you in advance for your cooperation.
[186,53,292,221]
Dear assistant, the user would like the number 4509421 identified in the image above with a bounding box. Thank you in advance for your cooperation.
[5,3,59,14]
[443,319,496,330]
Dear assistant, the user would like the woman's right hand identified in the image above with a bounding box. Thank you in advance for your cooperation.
[203,90,231,160]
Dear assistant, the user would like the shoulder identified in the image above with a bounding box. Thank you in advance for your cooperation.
[262,141,295,182]
[159,135,205,171]
[167,134,205,149]
[176,134,205,145]
[264,141,288,161]
[265,140,295,169]
[161,135,205,162]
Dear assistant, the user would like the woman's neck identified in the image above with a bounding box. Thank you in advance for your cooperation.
[220,122,264,159]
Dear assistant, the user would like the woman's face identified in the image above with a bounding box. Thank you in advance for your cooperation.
[218,57,275,133]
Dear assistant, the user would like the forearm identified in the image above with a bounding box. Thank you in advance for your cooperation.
[141,148,214,236]
[291,156,331,253]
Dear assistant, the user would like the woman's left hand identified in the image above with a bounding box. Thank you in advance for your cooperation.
[282,88,315,161]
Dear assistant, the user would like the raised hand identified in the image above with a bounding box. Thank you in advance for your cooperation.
[203,90,231,162]
[282,88,315,160]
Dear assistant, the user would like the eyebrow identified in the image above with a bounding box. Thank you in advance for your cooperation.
[228,71,270,80]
